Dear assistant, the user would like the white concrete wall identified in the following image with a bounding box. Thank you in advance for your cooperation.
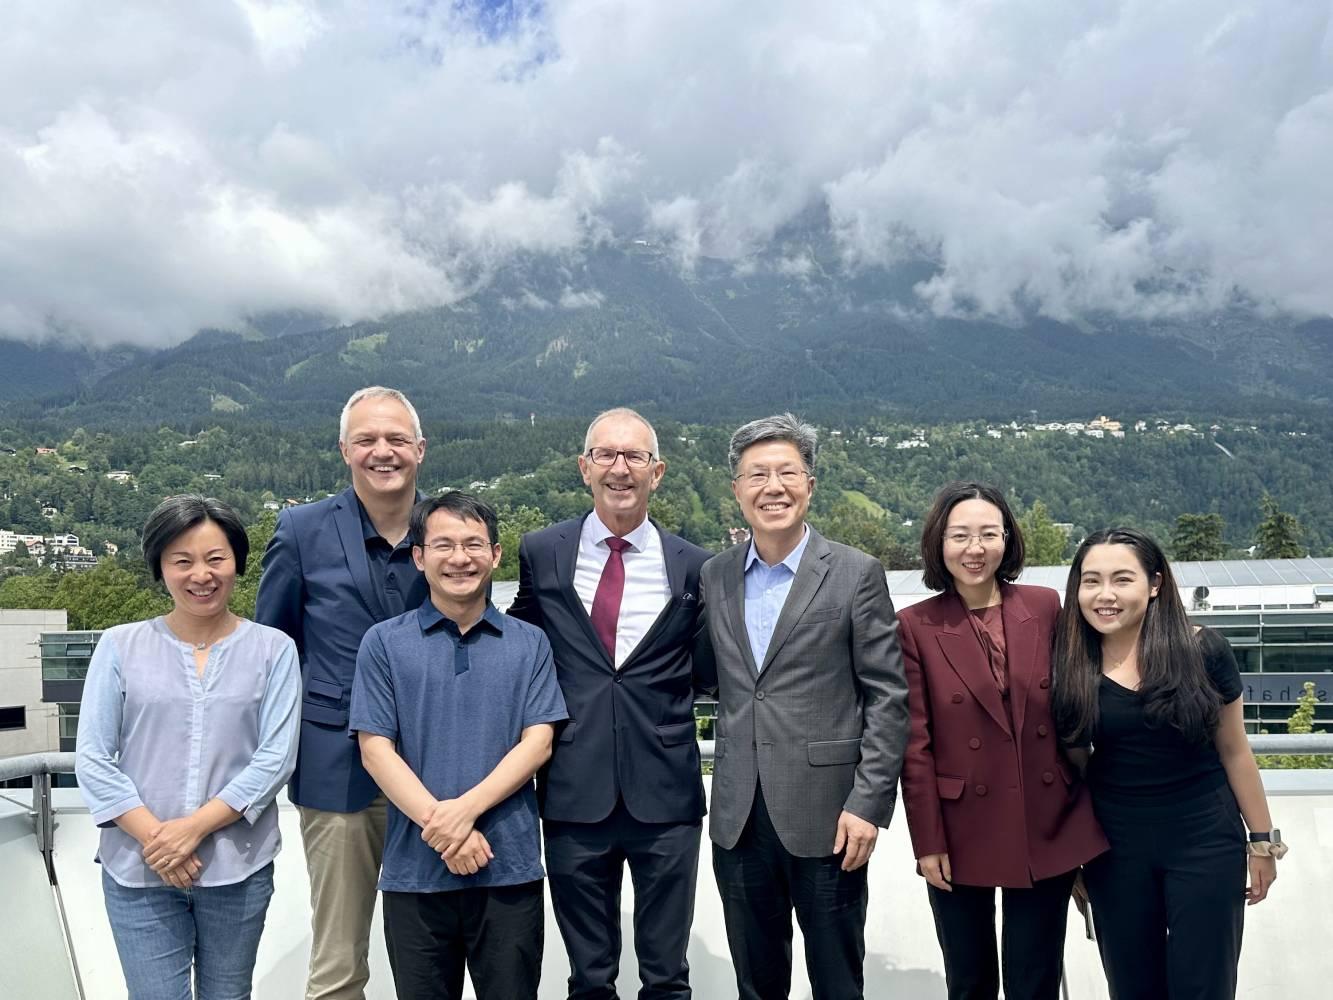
[0,608,66,758]
[48,774,1327,1000]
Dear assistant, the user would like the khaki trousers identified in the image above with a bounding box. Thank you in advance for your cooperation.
[298,797,388,1000]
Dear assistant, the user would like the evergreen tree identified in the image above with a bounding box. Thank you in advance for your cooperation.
[1171,512,1227,561]
[1255,494,1305,559]
[1020,500,1068,566]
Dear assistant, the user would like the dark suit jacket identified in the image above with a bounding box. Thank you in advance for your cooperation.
[702,528,911,858]
[898,583,1107,887]
[255,486,428,813]
[507,515,714,825]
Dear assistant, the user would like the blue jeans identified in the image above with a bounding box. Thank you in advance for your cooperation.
[101,863,275,1000]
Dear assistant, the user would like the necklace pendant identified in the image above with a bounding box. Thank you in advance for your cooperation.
[195,641,207,650]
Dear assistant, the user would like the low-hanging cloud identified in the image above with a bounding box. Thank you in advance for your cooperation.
[1,0,1329,347]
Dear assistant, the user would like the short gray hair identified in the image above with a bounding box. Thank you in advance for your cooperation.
[728,413,818,475]
[339,386,423,444]
[583,407,660,457]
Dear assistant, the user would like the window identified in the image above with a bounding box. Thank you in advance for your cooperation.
[0,706,26,731]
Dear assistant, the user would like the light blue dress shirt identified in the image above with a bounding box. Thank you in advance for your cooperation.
[75,617,301,888]
[742,526,811,671]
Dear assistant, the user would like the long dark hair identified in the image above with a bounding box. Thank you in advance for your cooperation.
[1052,528,1220,746]
[919,481,1026,592]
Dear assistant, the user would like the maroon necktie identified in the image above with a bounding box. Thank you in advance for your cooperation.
[590,537,632,661]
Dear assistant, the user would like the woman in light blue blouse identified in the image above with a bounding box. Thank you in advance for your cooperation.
[76,495,300,1000]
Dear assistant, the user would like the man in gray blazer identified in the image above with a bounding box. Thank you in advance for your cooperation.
[702,413,910,1000]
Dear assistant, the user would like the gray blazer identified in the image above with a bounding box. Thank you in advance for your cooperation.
[701,527,910,858]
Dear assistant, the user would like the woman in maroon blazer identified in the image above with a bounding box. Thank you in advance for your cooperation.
[899,482,1106,1000]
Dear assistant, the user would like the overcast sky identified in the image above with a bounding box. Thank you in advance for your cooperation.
[2,0,1330,347]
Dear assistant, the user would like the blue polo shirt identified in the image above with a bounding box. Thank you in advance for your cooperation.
[349,601,567,893]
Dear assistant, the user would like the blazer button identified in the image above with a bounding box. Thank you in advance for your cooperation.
[951,693,964,704]
[756,691,766,700]
[968,737,981,750]
[1037,724,1049,737]
[1042,771,1055,784]
[1039,677,1050,689]
[975,784,988,796]
[614,674,624,684]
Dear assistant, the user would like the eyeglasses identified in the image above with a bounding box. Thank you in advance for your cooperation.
[944,530,1007,547]
[585,448,655,468]
[424,540,494,556]
[733,467,811,489]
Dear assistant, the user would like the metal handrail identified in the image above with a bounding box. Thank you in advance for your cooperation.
[0,751,75,783]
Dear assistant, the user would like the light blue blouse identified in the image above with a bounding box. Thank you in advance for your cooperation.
[75,617,300,888]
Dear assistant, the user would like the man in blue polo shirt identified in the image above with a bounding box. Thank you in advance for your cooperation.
[350,491,567,1000]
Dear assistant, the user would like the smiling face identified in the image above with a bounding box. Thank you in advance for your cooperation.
[578,412,665,533]
[160,519,237,624]
[731,439,814,541]
[413,508,500,610]
[1076,542,1161,644]
[942,498,1006,591]
[340,396,425,502]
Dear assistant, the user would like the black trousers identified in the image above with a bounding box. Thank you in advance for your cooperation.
[927,869,1077,1000]
[712,785,868,1000]
[544,799,701,1000]
[381,880,544,1000]
[1084,784,1246,1000]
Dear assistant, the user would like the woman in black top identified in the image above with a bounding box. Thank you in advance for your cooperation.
[1052,528,1281,1000]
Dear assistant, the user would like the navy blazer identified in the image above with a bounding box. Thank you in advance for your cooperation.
[255,486,429,813]
[507,515,714,825]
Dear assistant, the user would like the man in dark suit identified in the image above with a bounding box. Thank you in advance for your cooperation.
[702,413,910,1000]
[508,407,713,1000]
[256,386,429,1000]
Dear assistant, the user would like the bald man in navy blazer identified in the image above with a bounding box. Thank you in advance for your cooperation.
[508,407,714,1000]
[256,387,429,1000]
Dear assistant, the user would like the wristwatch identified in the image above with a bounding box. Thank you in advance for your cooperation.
[1246,829,1288,859]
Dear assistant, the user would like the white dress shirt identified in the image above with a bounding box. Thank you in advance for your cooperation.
[574,511,672,669]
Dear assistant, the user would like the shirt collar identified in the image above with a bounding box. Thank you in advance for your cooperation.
[355,494,380,542]
[416,598,505,637]
[744,524,810,575]
[584,509,653,553]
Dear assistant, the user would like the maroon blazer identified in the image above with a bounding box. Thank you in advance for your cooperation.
[898,583,1106,888]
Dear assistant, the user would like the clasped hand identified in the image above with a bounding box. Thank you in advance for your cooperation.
[421,797,492,875]
[142,817,205,889]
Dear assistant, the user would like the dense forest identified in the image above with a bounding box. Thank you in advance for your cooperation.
[1,410,1325,631]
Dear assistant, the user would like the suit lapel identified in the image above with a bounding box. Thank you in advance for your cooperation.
[933,593,1012,734]
[332,488,386,621]
[758,529,831,676]
[1000,584,1037,740]
[556,515,614,669]
[721,545,759,679]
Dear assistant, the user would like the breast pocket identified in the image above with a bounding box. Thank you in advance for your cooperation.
[796,607,843,627]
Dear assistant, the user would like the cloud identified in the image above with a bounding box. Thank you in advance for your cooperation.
[0,0,1330,346]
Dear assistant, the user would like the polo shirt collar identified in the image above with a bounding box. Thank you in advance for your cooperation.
[744,523,810,574]
[585,510,653,553]
[416,598,505,636]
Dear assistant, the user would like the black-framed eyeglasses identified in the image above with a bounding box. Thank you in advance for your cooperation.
[585,448,655,468]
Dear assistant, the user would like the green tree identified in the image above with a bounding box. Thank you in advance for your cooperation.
[0,571,61,610]
[230,512,278,620]
[1020,500,1068,566]
[1171,513,1227,561]
[1258,682,1332,769]
[814,499,918,570]
[52,559,170,629]
[495,504,551,581]
[1255,494,1305,559]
